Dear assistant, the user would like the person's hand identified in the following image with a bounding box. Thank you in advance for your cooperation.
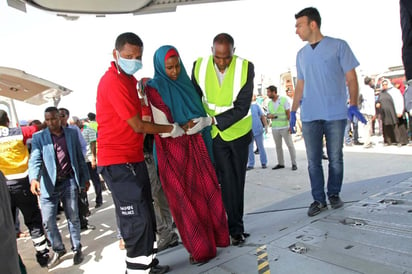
[170,122,185,138]
[186,117,212,135]
[91,159,97,169]
[348,105,367,124]
[30,180,41,196]
[289,111,296,134]
[160,122,184,138]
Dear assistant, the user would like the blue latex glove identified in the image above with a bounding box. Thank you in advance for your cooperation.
[289,111,296,133]
[347,105,367,124]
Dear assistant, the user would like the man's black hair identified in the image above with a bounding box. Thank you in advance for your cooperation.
[115,32,143,51]
[45,106,59,113]
[213,33,234,47]
[87,112,96,121]
[295,7,321,28]
[58,107,70,116]
[267,85,278,93]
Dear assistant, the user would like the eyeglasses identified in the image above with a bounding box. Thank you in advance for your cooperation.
[60,114,66,117]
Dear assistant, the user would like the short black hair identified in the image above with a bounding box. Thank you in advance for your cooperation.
[0,110,9,126]
[213,33,234,47]
[45,106,58,114]
[87,112,96,121]
[267,85,277,93]
[115,32,143,51]
[295,7,321,28]
[58,107,70,117]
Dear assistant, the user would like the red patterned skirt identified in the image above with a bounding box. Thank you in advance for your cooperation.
[155,133,229,262]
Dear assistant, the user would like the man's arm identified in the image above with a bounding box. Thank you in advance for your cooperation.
[286,108,291,120]
[291,79,304,112]
[346,69,367,123]
[28,134,42,195]
[90,140,97,169]
[191,60,204,98]
[73,126,87,157]
[71,130,89,189]
[346,68,359,106]
[126,115,173,134]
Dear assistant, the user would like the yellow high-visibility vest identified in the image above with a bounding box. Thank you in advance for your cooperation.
[194,55,251,141]
[268,97,289,128]
[0,126,29,180]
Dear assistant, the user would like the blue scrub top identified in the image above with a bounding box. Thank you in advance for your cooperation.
[296,36,359,121]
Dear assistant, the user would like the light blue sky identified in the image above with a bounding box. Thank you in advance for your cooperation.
[0,0,402,120]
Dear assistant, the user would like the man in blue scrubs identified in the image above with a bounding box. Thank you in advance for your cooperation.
[290,7,366,217]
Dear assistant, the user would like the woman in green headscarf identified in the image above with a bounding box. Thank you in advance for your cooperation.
[144,45,229,264]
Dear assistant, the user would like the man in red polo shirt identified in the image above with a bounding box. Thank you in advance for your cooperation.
[96,32,184,274]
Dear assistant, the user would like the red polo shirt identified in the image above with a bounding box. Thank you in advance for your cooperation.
[96,62,144,166]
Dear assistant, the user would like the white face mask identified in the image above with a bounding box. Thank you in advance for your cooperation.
[116,51,143,75]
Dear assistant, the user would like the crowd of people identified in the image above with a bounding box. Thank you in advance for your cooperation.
[1,4,412,274]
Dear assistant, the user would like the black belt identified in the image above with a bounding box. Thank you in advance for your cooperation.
[56,172,74,182]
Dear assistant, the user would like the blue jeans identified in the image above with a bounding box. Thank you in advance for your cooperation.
[247,133,267,167]
[40,178,81,252]
[302,119,346,204]
[344,117,359,144]
[344,119,352,144]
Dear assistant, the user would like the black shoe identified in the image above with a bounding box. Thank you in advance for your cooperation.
[272,164,285,170]
[37,252,50,268]
[48,248,67,268]
[95,203,102,208]
[150,264,170,274]
[231,234,245,246]
[292,165,297,171]
[81,224,96,231]
[254,149,259,155]
[262,164,267,169]
[307,201,328,217]
[354,141,364,145]
[329,195,344,209]
[246,166,254,171]
[242,232,250,238]
[73,249,84,265]
[322,154,328,160]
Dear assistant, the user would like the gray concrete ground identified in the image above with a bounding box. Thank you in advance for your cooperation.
[16,133,412,273]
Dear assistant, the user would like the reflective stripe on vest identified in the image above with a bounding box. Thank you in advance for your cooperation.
[197,56,245,113]
[268,97,289,128]
[0,126,29,180]
[195,55,252,141]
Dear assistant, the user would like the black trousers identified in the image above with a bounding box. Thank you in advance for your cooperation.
[213,131,252,236]
[99,162,157,272]
[87,162,103,205]
[7,177,49,261]
[78,190,89,228]
[396,116,409,145]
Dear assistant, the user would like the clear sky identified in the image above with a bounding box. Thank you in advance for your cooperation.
[0,0,402,121]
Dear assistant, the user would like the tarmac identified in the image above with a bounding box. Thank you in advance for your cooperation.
[16,133,412,274]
